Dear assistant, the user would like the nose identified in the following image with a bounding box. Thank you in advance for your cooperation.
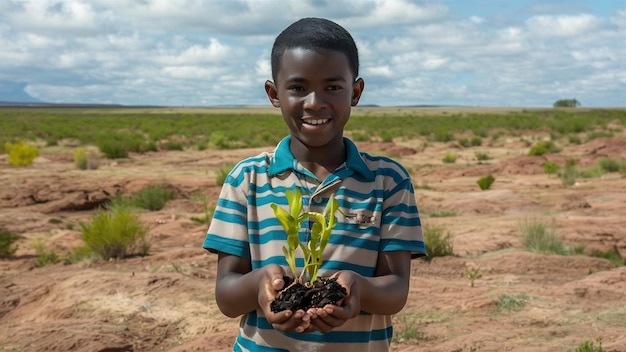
[303,90,326,110]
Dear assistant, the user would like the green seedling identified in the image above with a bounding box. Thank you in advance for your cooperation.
[271,188,341,284]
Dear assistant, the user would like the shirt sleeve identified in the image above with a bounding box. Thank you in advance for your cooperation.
[202,171,251,258]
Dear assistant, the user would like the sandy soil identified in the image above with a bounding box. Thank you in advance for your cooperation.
[1,134,625,352]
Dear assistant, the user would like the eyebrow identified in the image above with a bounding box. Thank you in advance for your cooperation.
[285,75,349,84]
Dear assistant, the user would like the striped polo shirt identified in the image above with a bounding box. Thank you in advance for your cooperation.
[203,136,426,352]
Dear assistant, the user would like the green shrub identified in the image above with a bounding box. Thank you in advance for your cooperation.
[33,241,61,267]
[79,204,150,260]
[496,294,529,313]
[528,140,559,156]
[422,226,454,261]
[442,151,457,163]
[216,163,234,186]
[5,140,38,166]
[458,138,470,147]
[131,185,175,211]
[559,158,579,186]
[520,218,569,255]
[475,151,491,161]
[477,174,495,190]
[470,136,483,146]
[0,227,20,258]
[543,161,560,175]
[97,133,143,159]
[591,247,624,267]
[165,140,184,151]
[351,132,370,142]
[598,157,620,173]
[74,148,99,170]
[575,337,604,352]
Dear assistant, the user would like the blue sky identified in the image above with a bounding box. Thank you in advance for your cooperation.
[0,0,624,107]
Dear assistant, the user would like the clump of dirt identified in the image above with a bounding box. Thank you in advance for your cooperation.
[270,277,346,312]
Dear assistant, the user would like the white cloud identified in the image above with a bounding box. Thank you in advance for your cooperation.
[526,14,600,37]
[1,0,625,107]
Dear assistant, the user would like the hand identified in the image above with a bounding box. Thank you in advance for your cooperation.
[257,265,313,333]
[306,271,362,333]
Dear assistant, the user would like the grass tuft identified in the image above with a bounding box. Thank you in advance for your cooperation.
[78,203,150,260]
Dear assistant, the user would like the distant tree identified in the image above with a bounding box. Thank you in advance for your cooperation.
[553,99,581,108]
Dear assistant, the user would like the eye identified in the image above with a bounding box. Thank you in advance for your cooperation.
[288,85,305,92]
[326,85,342,91]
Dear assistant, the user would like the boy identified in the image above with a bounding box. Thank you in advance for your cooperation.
[203,17,426,351]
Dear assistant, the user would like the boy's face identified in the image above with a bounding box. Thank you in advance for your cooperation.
[265,48,364,149]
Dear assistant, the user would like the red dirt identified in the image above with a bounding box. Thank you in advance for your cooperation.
[1,136,625,352]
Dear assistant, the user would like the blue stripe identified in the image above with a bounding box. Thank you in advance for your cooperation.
[235,334,289,352]
[245,313,392,343]
[381,214,421,227]
[381,238,426,253]
[203,235,251,258]
[212,209,246,225]
[216,198,247,214]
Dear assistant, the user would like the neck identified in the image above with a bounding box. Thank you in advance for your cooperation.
[289,137,346,180]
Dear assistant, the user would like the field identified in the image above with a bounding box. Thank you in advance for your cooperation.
[1,106,625,351]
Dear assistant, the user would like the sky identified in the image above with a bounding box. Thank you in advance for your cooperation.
[0,0,625,107]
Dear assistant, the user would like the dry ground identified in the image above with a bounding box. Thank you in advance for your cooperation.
[1,128,625,351]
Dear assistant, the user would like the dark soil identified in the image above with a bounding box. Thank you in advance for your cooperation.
[270,277,347,312]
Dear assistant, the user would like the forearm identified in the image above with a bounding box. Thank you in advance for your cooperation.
[215,269,264,318]
[356,273,409,315]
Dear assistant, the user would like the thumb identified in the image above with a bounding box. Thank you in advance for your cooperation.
[265,264,287,291]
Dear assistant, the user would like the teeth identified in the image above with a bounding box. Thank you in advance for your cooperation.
[304,119,329,125]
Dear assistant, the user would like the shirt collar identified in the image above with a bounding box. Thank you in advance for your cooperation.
[268,136,375,181]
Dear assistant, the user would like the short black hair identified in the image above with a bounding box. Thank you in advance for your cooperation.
[271,17,359,82]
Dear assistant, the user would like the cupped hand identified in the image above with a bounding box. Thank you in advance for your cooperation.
[257,265,313,333]
[306,270,362,333]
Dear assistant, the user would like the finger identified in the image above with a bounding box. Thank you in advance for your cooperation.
[310,316,334,333]
[265,309,292,325]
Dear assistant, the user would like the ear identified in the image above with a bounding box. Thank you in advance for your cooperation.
[351,78,365,106]
[265,80,280,108]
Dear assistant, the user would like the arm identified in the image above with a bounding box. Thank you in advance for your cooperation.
[215,252,314,333]
[356,250,411,314]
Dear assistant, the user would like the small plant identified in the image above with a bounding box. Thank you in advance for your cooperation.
[476,174,495,190]
[470,136,482,146]
[598,157,621,173]
[466,267,483,287]
[528,140,559,156]
[0,227,20,258]
[73,147,99,170]
[190,190,213,225]
[33,241,61,267]
[392,314,424,343]
[519,218,569,255]
[591,247,624,267]
[78,203,150,260]
[475,151,491,161]
[559,158,579,186]
[270,188,341,284]
[216,163,234,186]
[269,188,347,312]
[422,226,454,261]
[131,185,175,211]
[543,161,560,175]
[497,294,529,313]
[5,140,38,166]
[442,151,457,163]
[575,337,604,352]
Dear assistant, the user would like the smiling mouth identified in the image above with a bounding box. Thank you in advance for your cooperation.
[302,118,331,126]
